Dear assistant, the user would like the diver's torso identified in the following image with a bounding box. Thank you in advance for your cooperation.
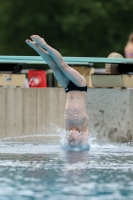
[65,91,89,132]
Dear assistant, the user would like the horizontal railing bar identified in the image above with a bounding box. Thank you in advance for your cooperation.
[0,56,133,64]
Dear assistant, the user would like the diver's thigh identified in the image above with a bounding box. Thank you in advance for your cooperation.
[58,62,86,87]
[53,67,70,89]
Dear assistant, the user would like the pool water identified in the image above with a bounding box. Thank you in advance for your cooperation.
[0,141,133,200]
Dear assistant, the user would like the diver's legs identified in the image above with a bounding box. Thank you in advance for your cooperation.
[30,35,87,87]
[25,40,70,88]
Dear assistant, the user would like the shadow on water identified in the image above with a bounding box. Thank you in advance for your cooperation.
[63,150,89,164]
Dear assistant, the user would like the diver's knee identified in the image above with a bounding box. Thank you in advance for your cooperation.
[57,61,68,70]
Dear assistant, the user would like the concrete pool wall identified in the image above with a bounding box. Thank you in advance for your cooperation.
[0,87,133,143]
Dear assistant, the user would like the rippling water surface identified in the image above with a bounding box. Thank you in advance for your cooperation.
[0,140,133,200]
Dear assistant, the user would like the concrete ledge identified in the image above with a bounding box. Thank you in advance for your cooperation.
[88,88,133,143]
[0,88,65,142]
[0,88,133,143]
[91,74,133,88]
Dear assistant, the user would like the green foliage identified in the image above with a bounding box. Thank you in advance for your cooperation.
[0,0,133,57]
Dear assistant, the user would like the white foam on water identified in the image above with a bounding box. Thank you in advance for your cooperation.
[0,142,61,154]
[0,134,59,142]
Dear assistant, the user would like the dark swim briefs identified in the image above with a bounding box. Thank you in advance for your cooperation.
[65,81,87,93]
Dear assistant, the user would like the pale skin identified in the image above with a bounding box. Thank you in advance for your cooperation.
[124,43,133,58]
[25,35,89,146]
[124,33,133,58]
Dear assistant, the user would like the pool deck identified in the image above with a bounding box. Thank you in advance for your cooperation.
[0,87,133,143]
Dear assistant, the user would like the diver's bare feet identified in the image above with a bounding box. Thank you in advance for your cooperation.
[25,39,38,49]
[25,38,51,58]
[25,38,48,52]
[30,35,47,49]
[25,38,48,54]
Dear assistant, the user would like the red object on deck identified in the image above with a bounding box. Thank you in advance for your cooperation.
[28,70,47,88]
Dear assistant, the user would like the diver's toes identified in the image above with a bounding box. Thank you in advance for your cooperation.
[25,40,37,50]
[30,35,36,40]
[25,39,30,43]
[30,35,40,41]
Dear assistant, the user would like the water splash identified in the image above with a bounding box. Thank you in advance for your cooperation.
[50,123,90,151]
[1,123,132,153]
